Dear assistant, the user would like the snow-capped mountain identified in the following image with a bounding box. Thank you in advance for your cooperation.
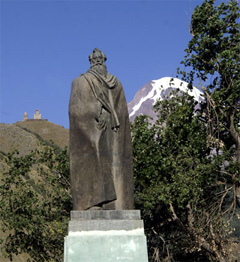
[128,77,204,122]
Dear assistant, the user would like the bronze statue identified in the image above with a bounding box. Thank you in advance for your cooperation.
[69,48,134,210]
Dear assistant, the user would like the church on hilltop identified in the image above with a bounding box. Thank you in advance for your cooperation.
[22,110,48,121]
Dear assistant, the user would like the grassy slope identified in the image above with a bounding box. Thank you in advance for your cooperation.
[0,123,40,157]
[14,120,69,149]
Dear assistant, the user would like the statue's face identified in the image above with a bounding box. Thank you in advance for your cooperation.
[89,50,107,76]
[91,53,105,66]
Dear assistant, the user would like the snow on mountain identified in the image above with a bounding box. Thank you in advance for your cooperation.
[128,77,204,122]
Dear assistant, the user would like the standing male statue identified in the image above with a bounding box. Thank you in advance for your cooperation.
[69,48,134,210]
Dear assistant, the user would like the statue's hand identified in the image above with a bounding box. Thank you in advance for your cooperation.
[112,126,120,132]
[97,120,107,131]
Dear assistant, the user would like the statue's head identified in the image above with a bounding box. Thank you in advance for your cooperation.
[89,48,107,65]
[89,48,108,76]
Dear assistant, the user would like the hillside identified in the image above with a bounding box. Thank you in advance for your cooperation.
[0,123,40,156]
[14,120,69,149]
[0,121,70,262]
[0,123,41,177]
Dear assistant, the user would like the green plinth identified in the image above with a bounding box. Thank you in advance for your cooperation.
[64,210,148,262]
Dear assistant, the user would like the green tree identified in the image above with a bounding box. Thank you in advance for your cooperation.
[178,0,240,206]
[0,145,71,261]
[132,1,239,260]
[132,91,233,261]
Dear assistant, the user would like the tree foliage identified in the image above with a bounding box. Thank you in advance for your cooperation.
[178,0,240,205]
[180,0,240,256]
[132,91,234,261]
[131,1,239,261]
[0,144,71,261]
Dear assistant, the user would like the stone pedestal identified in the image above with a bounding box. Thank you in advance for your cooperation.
[64,210,148,262]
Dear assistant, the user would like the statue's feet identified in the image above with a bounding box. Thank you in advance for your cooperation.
[88,206,103,210]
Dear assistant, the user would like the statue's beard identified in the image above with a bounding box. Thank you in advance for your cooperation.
[91,64,108,76]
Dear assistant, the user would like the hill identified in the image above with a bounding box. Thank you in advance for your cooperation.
[0,120,70,262]
[14,120,69,149]
[0,123,40,156]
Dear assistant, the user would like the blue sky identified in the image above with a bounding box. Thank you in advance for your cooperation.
[1,0,217,128]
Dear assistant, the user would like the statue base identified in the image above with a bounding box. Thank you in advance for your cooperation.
[64,210,148,262]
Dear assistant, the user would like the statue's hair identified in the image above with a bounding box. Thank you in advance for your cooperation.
[89,48,107,63]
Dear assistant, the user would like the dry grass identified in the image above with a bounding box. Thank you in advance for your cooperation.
[14,120,69,149]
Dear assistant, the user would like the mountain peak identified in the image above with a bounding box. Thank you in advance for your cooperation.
[128,77,204,122]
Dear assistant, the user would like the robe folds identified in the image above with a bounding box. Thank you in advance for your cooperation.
[69,70,134,210]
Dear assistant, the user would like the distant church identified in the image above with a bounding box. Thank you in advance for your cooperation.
[23,110,47,121]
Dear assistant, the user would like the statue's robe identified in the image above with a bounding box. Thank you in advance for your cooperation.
[69,69,134,210]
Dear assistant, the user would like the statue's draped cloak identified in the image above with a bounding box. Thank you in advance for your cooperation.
[69,70,134,210]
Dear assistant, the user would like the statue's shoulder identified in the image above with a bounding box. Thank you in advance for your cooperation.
[116,78,122,86]
[114,77,123,88]
[72,74,88,87]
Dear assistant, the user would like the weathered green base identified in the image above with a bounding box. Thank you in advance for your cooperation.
[64,210,148,262]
